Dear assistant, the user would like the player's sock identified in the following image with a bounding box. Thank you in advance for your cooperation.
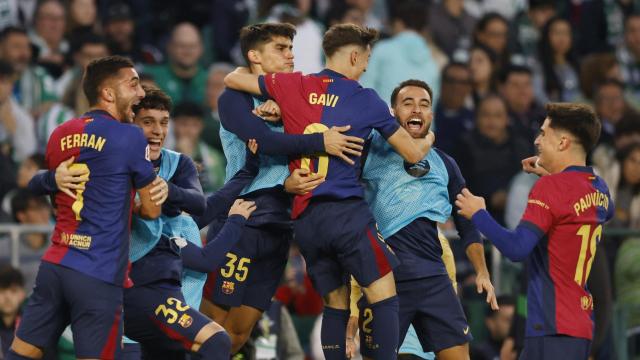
[321,306,350,360]
[6,350,36,360]
[369,295,399,359]
[196,330,231,360]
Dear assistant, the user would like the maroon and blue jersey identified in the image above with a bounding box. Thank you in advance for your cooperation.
[519,166,614,340]
[43,110,156,286]
[258,69,400,218]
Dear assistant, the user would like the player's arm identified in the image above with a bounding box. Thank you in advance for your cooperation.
[181,199,256,272]
[129,128,164,219]
[193,140,260,229]
[28,157,89,198]
[224,67,262,95]
[136,177,163,219]
[164,155,206,216]
[456,188,545,262]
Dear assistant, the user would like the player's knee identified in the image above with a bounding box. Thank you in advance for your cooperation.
[196,331,231,359]
[362,271,397,304]
[228,329,252,354]
[322,285,349,310]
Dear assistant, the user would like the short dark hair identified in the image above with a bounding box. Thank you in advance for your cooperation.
[11,189,49,222]
[0,59,14,79]
[390,0,428,31]
[545,103,601,154]
[322,24,379,58]
[132,85,171,114]
[82,55,135,106]
[239,23,296,66]
[173,101,205,120]
[70,32,107,55]
[0,265,24,289]
[0,26,28,43]
[390,79,433,106]
[498,64,532,84]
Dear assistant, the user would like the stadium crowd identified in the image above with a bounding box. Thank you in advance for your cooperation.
[0,0,639,359]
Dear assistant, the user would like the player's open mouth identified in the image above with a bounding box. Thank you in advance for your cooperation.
[406,118,423,131]
[148,139,162,150]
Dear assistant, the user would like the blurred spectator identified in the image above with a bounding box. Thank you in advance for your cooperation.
[145,22,208,105]
[0,151,15,208]
[29,0,69,79]
[615,236,640,329]
[1,153,45,220]
[617,13,640,105]
[56,33,109,115]
[65,0,99,41]
[594,79,637,147]
[361,0,440,105]
[509,0,556,60]
[428,0,476,58]
[202,62,232,152]
[464,0,523,20]
[556,0,609,56]
[0,0,36,29]
[473,12,510,71]
[245,301,305,360]
[0,59,36,163]
[325,3,365,28]
[0,265,26,356]
[504,171,538,229]
[579,52,623,101]
[211,0,252,63]
[455,94,530,224]
[597,142,640,230]
[434,62,475,155]
[471,295,516,360]
[3,190,51,291]
[533,16,580,103]
[0,26,57,118]
[266,2,323,74]
[172,102,225,194]
[103,2,155,64]
[498,64,545,145]
[347,0,383,30]
[275,246,323,317]
[469,43,498,106]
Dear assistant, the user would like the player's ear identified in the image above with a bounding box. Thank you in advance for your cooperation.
[350,49,358,66]
[248,50,260,65]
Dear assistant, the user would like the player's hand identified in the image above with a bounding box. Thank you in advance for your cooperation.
[55,156,89,199]
[323,125,364,165]
[346,337,357,359]
[284,168,325,195]
[426,130,436,146]
[455,188,486,220]
[228,199,257,219]
[149,177,168,205]
[522,156,549,176]
[244,139,260,175]
[476,271,499,310]
[253,100,281,122]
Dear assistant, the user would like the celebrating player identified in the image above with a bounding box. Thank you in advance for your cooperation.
[8,56,164,360]
[456,103,614,360]
[224,24,434,359]
[205,22,365,353]
[358,80,497,360]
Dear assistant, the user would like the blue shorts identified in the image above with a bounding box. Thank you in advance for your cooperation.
[123,282,211,352]
[520,336,591,360]
[359,275,471,356]
[121,343,141,360]
[295,198,398,296]
[205,222,291,311]
[16,261,123,359]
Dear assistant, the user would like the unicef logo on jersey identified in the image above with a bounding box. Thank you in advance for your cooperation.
[404,159,430,177]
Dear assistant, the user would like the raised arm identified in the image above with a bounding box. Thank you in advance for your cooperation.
[224,67,262,95]
[385,127,435,164]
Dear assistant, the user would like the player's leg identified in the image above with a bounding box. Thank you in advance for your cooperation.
[191,320,232,359]
[406,275,471,360]
[9,262,69,359]
[219,305,263,353]
[199,298,229,325]
[321,285,351,360]
[65,266,124,360]
[521,336,591,360]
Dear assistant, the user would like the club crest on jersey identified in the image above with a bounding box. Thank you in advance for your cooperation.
[580,295,593,310]
[178,314,193,328]
[222,280,235,294]
[404,159,430,177]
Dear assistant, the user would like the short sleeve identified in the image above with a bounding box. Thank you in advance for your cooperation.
[260,72,303,102]
[363,89,400,139]
[520,177,555,235]
[127,127,156,189]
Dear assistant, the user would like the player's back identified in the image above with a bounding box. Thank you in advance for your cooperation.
[261,70,400,217]
[521,166,613,340]
[43,110,156,286]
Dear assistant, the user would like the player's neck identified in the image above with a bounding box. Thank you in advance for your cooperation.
[89,105,122,122]
[549,154,587,174]
[249,64,266,75]
[325,60,355,80]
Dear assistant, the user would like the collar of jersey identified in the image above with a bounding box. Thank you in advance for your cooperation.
[562,165,594,174]
[318,68,347,79]
[83,109,118,121]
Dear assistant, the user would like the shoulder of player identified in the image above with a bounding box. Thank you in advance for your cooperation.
[218,88,252,106]
[433,148,457,168]
[177,153,198,170]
